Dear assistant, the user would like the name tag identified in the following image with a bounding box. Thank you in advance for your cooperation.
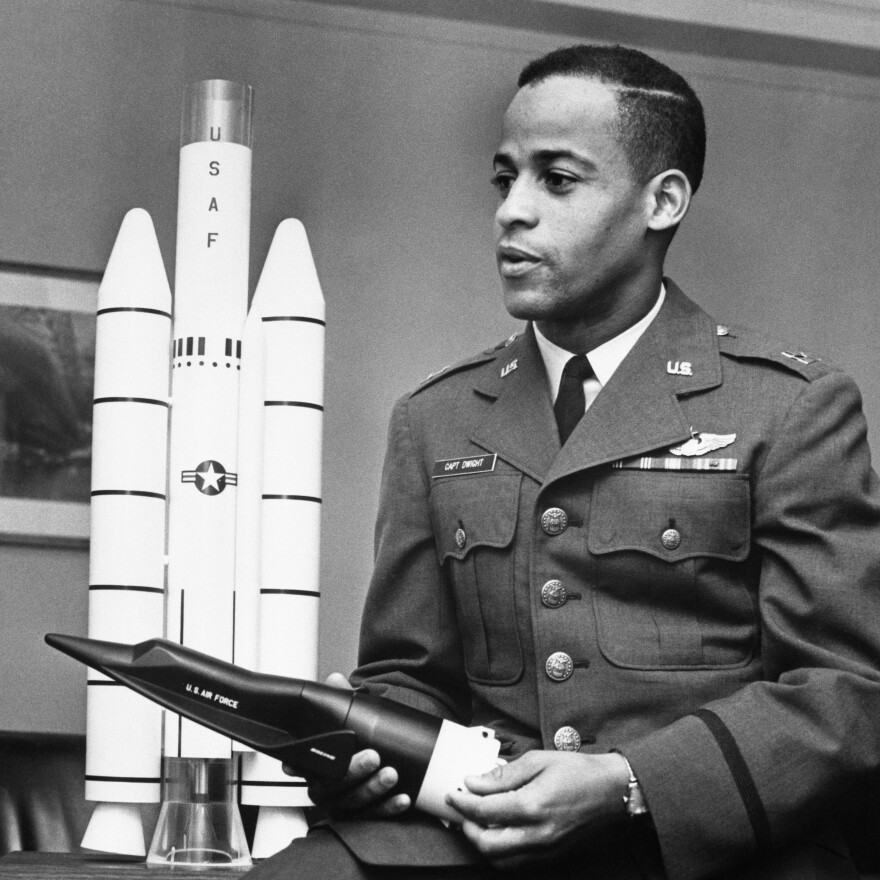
[432,454,497,478]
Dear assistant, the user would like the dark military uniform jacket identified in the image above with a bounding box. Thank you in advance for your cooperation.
[349,281,880,880]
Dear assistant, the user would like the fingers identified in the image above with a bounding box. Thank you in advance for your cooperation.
[325,672,353,690]
[458,819,537,859]
[307,749,411,818]
[319,769,411,818]
[308,748,379,800]
[447,786,538,829]
[445,753,544,827]
[461,753,540,795]
[363,791,412,819]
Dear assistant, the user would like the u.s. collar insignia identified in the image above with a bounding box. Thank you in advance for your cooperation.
[667,360,693,376]
[670,430,736,457]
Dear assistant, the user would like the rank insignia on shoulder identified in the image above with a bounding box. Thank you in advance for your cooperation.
[781,350,819,366]
[420,365,450,384]
[669,430,736,457]
[484,332,520,355]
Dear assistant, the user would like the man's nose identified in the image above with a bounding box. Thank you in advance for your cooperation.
[495,179,538,229]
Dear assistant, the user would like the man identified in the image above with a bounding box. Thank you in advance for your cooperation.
[250,44,880,879]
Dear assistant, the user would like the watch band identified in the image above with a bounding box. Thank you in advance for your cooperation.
[617,752,650,817]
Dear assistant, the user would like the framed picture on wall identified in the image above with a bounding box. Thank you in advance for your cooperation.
[0,263,99,547]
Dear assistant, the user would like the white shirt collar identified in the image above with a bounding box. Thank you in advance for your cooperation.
[534,284,666,401]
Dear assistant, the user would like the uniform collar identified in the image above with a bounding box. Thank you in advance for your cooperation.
[534,284,666,396]
[471,280,722,484]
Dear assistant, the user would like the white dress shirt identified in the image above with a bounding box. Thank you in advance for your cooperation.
[534,285,666,412]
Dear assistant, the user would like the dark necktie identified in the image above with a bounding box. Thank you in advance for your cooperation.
[554,355,595,444]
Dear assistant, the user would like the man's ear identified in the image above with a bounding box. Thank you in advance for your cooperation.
[645,169,691,232]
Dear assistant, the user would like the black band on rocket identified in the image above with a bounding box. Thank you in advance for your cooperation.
[97,307,172,319]
[260,589,320,597]
[86,774,163,783]
[264,401,323,410]
[89,584,165,594]
[262,316,325,326]
[93,397,170,407]
[91,490,167,499]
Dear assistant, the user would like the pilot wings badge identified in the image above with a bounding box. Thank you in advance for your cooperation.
[670,430,737,457]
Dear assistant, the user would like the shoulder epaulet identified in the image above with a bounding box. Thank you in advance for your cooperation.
[716,323,831,381]
[410,332,520,397]
[482,331,521,356]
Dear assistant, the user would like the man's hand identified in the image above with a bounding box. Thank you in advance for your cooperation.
[446,750,630,867]
[282,672,411,819]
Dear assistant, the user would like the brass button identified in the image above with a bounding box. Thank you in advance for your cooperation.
[553,726,581,752]
[541,580,567,608]
[545,652,574,682]
[541,508,568,536]
[661,527,681,550]
[455,527,467,549]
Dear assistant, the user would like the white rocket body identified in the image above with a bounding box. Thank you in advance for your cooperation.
[165,83,252,759]
[236,220,326,855]
[83,209,171,855]
[84,81,325,858]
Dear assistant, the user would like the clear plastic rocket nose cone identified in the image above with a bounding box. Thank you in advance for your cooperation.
[181,80,253,147]
[146,758,251,868]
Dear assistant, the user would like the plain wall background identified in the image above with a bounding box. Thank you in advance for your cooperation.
[1,0,878,733]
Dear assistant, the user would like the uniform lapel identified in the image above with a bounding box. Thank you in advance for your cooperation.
[470,326,560,483]
[544,281,722,486]
[467,283,723,487]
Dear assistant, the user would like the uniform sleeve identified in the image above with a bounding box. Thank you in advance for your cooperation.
[624,369,880,879]
[350,396,471,722]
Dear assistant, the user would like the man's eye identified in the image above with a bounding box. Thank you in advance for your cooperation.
[491,173,514,196]
[545,172,576,192]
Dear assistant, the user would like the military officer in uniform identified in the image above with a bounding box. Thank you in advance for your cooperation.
[248,44,880,880]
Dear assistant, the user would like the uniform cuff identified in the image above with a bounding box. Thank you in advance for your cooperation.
[623,713,760,880]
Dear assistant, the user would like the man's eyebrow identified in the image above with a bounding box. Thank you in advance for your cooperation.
[493,149,597,169]
[533,148,597,169]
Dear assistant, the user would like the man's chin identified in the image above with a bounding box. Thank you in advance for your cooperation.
[502,288,556,322]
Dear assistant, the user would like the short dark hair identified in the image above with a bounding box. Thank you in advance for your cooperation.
[518,44,706,194]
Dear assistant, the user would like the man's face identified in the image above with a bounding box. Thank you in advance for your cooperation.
[493,76,655,327]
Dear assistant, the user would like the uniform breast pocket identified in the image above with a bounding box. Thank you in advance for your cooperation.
[429,473,523,685]
[588,471,755,670]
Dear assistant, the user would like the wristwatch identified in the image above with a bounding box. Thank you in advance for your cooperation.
[618,753,650,818]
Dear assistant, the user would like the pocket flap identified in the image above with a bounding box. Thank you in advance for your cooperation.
[430,473,521,563]
[588,471,750,562]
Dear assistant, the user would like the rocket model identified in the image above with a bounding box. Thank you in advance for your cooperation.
[165,79,252,760]
[83,209,170,854]
[234,220,325,851]
[47,634,504,824]
[80,79,326,859]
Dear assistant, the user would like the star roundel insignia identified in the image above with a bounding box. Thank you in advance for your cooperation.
[181,459,239,495]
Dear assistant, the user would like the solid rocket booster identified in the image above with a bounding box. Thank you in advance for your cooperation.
[83,209,171,854]
[237,220,325,817]
[165,80,253,758]
[47,635,503,824]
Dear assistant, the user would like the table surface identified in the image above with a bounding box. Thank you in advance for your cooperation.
[0,852,252,879]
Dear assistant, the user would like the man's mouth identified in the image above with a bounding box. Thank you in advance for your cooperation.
[497,244,542,277]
